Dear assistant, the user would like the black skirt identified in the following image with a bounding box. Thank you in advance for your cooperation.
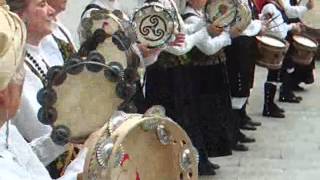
[225,36,258,97]
[191,62,234,157]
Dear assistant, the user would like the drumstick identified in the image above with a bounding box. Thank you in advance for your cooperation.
[266,21,285,30]
[265,14,281,25]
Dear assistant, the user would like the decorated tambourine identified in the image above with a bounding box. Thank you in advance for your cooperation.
[205,0,239,27]
[132,0,181,48]
[37,50,143,145]
[229,1,252,37]
[79,9,141,81]
[83,106,199,180]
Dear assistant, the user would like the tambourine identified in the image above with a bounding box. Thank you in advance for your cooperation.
[205,0,239,27]
[132,0,181,48]
[37,49,143,145]
[229,1,252,37]
[79,9,141,79]
[83,106,199,180]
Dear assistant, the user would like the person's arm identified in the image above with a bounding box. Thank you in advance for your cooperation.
[283,0,310,18]
[241,19,263,37]
[164,27,207,55]
[196,31,231,55]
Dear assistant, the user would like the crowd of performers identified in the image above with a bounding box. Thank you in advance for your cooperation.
[0,0,318,179]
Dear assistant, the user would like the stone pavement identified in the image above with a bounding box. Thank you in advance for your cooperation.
[201,63,320,180]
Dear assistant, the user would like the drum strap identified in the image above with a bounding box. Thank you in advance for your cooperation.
[81,4,104,19]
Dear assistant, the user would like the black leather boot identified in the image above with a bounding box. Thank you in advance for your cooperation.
[279,84,302,103]
[240,104,261,126]
[198,150,216,176]
[263,83,285,118]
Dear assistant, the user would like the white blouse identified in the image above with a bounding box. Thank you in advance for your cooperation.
[181,6,231,56]
[260,3,293,39]
[0,123,86,180]
[283,0,308,19]
[41,19,77,66]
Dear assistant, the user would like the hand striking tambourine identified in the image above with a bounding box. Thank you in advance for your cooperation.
[83,106,199,180]
[132,0,182,48]
[205,0,239,27]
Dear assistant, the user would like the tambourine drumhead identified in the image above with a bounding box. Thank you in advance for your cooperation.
[256,35,286,48]
[133,3,176,48]
[38,61,123,142]
[205,0,238,27]
[84,114,198,180]
[293,35,318,48]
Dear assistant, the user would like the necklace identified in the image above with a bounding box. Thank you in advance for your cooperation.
[25,51,49,84]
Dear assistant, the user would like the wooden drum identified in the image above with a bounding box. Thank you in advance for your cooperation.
[256,35,289,70]
[291,35,318,65]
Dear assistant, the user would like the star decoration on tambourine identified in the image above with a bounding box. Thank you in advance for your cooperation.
[36,51,141,146]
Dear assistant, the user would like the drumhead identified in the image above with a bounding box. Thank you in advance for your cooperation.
[293,35,318,48]
[205,0,238,27]
[256,35,286,48]
[37,59,125,143]
[84,109,198,180]
[132,2,177,48]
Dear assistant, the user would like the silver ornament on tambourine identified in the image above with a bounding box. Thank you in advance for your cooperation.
[83,106,199,180]
[132,0,180,48]
[205,0,239,27]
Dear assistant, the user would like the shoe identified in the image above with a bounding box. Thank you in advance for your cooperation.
[239,136,256,143]
[198,161,216,176]
[209,162,220,170]
[274,103,285,113]
[232,143,249,151]
[279,84,302,103]
[263,83,285,118]
[240,105,261,126]
[240,123,257,131]
[292,84,305,92]
[247,119,262,126]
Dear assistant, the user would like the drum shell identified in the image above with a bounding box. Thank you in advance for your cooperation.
[256,37,289,70]
[303,26,320,60]
[291,35,318,65]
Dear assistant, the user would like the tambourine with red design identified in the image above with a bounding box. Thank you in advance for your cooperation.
[83,106,199,180]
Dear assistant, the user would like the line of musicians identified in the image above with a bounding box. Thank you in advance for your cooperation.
[0,0,317,179]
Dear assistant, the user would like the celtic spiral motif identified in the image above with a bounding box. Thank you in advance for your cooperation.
[140,15,166,42]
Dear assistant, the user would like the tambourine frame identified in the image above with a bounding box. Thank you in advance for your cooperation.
[205,0,239,28]
[132,4,177,48]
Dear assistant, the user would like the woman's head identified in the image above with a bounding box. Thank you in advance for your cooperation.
[8,0,56,43]
[188,0,207,10]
